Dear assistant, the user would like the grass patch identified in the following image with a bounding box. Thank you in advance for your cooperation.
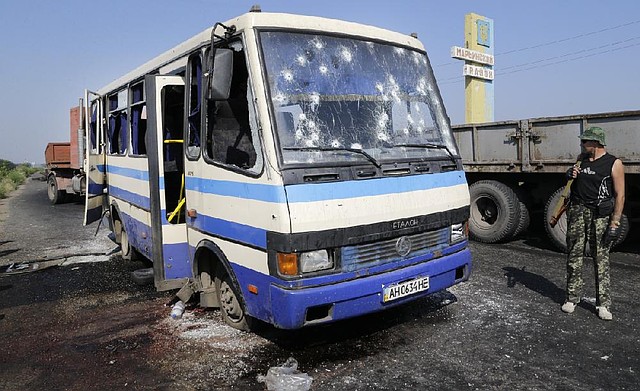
[0,159,43,199]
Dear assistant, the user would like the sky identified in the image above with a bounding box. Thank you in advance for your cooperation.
[1,0,639,164]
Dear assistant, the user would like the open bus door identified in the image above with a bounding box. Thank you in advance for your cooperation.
[83,90,107,225]
[145,75,191,291]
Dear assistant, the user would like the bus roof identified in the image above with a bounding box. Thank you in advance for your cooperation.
[96,11,426,95]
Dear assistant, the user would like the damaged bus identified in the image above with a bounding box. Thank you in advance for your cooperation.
[83,8,472,330]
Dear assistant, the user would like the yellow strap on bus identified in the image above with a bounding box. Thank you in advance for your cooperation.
[167,197,186,223]
[164,139,183,144]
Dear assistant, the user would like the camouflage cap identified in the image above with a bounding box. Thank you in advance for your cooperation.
[580,126,606,146]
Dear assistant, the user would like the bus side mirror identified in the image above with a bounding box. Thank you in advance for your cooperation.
[208,49,233,100]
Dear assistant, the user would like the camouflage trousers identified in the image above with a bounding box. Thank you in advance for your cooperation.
[565,203,612,308]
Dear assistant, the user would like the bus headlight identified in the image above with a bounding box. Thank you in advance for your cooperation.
[300,250,332,273]
[277,250,333,276]
[450,222,467,244]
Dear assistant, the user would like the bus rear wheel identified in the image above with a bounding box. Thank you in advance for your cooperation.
[215,266,251,331]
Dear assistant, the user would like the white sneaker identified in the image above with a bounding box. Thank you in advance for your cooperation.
[561,301,577,313]
[597,306,613,321]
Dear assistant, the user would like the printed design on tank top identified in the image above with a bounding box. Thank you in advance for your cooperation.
[598,176,612,201]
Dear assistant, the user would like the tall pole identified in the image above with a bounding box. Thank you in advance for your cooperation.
[464,13,494,124]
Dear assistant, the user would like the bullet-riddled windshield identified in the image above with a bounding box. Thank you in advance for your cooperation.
[260,31,457,166]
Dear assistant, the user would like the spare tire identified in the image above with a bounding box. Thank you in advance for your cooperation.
[468,180,521,243]
[544,187,629,252]
[131,267,154,286]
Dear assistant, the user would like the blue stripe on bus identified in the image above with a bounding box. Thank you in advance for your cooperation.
[87,182,104,196]
[108,185,151,209]
[188,213,267,249]
[106,165,149,181]
[285,171,467,203]
[184,171,465,204]
[185,177,287,203]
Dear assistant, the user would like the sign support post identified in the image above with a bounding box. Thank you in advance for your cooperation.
[451,13,495,124]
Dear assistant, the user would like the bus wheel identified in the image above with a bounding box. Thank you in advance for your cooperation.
[47,175,66,205]
[468,180,521,243]
[120,228,133,260]
[215,266,250,331]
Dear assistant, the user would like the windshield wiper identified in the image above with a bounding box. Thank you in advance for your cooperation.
[283,146,382,168]
[393,143,457,166]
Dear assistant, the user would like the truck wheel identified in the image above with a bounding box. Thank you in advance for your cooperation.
[215,266,251,331]
[47,175,66,205]
[468,180,521,243]
[544,188,569,252]
[544,187,630,252]
[513,189,530,238]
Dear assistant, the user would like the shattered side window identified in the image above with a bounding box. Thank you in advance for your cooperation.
[260,31,456,165]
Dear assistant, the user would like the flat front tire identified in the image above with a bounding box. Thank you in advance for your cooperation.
[215,266,251,331]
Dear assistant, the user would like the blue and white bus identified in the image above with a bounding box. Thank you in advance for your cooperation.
[83,9,472,330]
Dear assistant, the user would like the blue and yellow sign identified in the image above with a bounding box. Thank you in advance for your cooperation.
[477,20,491,47]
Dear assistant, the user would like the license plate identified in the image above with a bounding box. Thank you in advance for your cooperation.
[383,276,430,302]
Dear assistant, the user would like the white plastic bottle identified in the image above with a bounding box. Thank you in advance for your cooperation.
[170,300,185,319]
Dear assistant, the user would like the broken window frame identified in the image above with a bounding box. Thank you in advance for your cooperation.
[130,80,147,156]
[185,52,203,160]
[201,39,264,176]
[107,89,128,156]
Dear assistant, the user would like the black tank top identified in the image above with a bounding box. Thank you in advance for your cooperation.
[571,152,616,206]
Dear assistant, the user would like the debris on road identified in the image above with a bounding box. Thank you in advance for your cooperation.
[257,357,313,391]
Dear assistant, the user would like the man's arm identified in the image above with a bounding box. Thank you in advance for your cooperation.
[610,158,625,227]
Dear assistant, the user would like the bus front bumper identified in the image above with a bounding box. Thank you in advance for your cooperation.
[268,248,471,329]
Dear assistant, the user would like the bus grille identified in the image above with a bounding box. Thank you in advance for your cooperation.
[341,227,450,272]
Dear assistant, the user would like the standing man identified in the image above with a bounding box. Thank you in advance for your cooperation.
[561,126,625,321]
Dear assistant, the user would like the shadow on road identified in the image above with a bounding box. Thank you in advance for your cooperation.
[0,248,21,258]
[252,290,458,346]
[503,266,565,305]
[0,240,20,259]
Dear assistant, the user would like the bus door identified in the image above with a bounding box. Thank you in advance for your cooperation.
[84,90,106,225]
[145,75,191,290]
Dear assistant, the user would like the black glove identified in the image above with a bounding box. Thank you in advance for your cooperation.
[566,167,574,179]
[603,226,620,247]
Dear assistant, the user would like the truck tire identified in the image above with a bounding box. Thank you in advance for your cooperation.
[468,180,521,243]
[47,175,66,205]
[513,189,530,237]
[544,187,630,252]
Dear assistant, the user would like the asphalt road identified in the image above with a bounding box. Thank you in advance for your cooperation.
[1,179,639,390]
